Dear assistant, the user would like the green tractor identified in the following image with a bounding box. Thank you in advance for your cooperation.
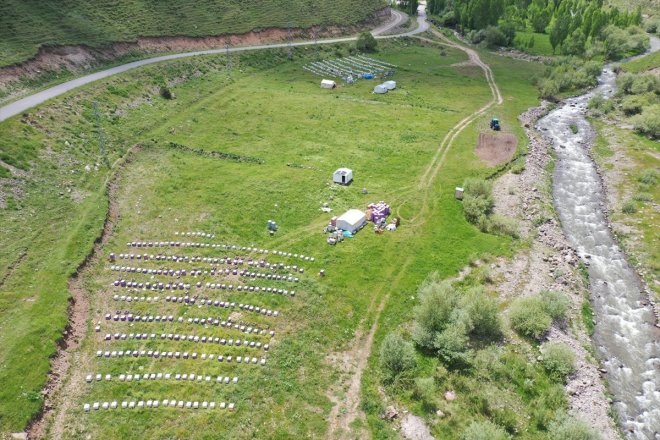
[490,117,501,131]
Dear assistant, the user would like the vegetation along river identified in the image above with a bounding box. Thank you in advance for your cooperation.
[537,36,660,439]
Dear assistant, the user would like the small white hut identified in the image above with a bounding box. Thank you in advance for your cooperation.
[321,79,337,89]
[336,209,367,234]
[373,84,388,94]
[333,168,353,185]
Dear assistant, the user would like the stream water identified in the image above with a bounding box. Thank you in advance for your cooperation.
[537,38,660,439]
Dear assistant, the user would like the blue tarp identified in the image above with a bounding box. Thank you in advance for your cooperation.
[342,230,354,238]
[362,73,374,79]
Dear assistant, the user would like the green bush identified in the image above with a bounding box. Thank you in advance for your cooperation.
[356,32,377,53]
[461,421,511,440]
[540,290,569,321]
[380,333,417,381]
[548,412,602,440]
[463,195,495,224]
[434,323,471,367]
[622,200,637,214]
[413,278,502,368]
[412,279,458,350]
[632,104,660,139]
[633,192,651,202]
[509,296,552,339]
[638,169,658,186]
[621,95,644,115]
[412,377,436,409]
[541,343,576,382]
[487,215,519,238]
[462,287,502,340]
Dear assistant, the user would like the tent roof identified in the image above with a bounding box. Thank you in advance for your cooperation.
[334,168,352,175]
[337,209,366,225]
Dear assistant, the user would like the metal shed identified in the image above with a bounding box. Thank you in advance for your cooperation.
[333,168,353,185]
[336,209,367,234]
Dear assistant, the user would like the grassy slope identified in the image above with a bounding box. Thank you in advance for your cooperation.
[0,38,523,436]
[361,50,556,440]
[591,121,659,297]
[620,51,660,73]
[53,42,512,439]
[0,0,385,67]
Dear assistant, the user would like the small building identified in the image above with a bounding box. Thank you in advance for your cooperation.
[455,187,464,200]
[321,79,337,89]
[373,84,388,94]
[383,80,396,90]
[333,168,353,185]
[336,209,367,234]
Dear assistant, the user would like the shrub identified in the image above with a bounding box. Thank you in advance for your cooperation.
[356,32,377,53]
[561,29,586,56]
[461,421,511,440]
[633,192,652,202]
[159,86,173,99]
[638,169,658,186]
[541,343,576,382]
[632,104,660,139]
[540,290,569,321]
[463,194,495,224]
[548,412,601,440]
[462,287,502,340]
[621,95,644,115]
[622,200,637,214]
[588,93,606,110]
[630,74,659,95]
[509,296,551,339]
[462,178,495,224]
[413,277,502,369]
[412,377,436,408]
[380,333,416,381]
[434,323,471,367]
[483,26,507,48]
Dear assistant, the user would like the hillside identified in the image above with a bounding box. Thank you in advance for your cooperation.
[0,0,386,67]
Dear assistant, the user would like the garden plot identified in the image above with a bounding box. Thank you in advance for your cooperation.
[303,55,397,83]
[81,232,317,417]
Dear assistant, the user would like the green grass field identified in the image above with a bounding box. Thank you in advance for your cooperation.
[514,31,555,57]
[0,0,386,67]
[0,36,553,437]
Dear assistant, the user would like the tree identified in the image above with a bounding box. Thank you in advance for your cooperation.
[356,32,377,53]
[550,13,571,52]
[509,296,552,339]
[529,4,551,33]
[380,333,416,381]
[412,279,458,349]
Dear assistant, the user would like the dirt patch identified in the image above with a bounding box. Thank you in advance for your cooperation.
[476,132,517,166]
[400,414,435,440]
[26,145,140,440]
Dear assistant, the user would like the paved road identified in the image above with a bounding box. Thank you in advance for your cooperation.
[0,8,427,122]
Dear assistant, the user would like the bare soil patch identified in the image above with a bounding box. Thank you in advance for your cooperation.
[475,132,517,166]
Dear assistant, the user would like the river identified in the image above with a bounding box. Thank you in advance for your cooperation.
[537,37,660,439]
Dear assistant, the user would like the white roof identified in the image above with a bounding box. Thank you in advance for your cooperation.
[334,168,352,175]
[337,209,366,225]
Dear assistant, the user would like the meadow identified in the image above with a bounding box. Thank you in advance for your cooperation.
[0,36,550,438]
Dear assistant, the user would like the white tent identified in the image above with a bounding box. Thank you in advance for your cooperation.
[383,80,396,90]
[333,168,353,185]
[336,209,367,234]
[321,79,337,89]
[373,84,388,94]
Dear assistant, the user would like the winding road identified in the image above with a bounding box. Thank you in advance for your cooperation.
[0,8,424,122]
